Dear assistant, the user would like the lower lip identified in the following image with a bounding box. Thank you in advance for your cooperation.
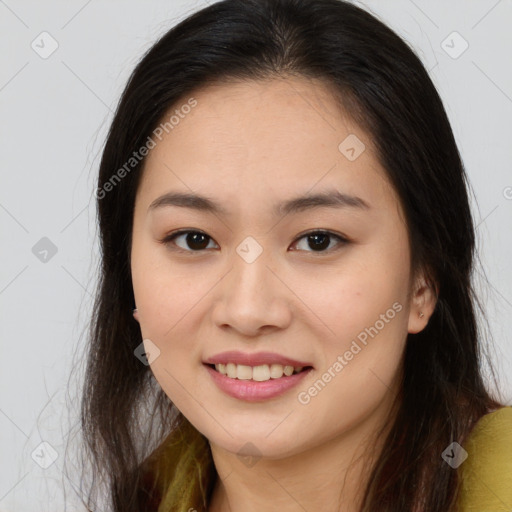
[204,364,313,402]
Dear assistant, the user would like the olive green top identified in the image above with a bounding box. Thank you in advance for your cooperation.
[456,405,512,511]
[152,407,512,511]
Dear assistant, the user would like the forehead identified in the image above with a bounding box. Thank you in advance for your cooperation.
[136,77,398,217]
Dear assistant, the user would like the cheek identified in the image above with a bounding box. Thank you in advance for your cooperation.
[131,232,208,334]
[292,266,408,445]
[131,255,212,412]
[130,242,219,401]
[295,250,408,343]
[295,238,410,394]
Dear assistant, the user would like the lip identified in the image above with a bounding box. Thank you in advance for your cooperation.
[204,363,313,402]
[203,351,313,368]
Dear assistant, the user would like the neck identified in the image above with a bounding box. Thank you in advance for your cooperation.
[207,394,398,512]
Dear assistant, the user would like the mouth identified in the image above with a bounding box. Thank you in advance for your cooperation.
[204,362,313,381]
[203,362,314,402]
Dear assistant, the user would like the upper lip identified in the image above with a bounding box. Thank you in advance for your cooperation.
[203,351,313,368]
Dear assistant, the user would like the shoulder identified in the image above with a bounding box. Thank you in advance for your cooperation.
[456,406,512,511]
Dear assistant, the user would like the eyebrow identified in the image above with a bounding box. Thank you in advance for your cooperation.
[148,189,370,217]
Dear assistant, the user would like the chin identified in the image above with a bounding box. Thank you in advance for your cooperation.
[206,428,306,460]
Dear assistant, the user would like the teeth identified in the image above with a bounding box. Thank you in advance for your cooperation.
[214,363,305,381]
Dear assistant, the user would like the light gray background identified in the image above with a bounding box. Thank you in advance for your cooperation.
[1,1,511,510]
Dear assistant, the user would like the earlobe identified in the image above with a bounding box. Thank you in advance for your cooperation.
[407,276,438,334]
[133,308,140,323]
[408,309,427,334]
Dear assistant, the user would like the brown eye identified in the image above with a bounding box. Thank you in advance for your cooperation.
[161,229,349,255]
[162,230,217,252]
[291,230,348,253]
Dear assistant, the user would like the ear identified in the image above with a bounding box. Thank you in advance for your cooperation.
[407,271,438,334]
[133,308,140,323]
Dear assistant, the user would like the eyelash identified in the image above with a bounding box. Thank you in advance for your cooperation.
[159,229,350,255]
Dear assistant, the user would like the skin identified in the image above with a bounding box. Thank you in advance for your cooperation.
[131,76,437,512]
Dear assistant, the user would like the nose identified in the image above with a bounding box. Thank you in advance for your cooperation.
[211,244,292,337]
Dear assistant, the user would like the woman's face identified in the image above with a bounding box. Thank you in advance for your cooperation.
[131,77,432,459]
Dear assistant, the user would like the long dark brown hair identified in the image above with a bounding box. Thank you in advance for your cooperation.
[75,0,504,510]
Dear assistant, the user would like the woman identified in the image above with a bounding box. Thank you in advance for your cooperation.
[78,0,512,510]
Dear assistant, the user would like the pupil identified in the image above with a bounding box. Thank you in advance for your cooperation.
[187,232,208,250]
[309,233,329,251]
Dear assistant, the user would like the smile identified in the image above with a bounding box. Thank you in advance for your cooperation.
[210,362,309,381]
[204,363,313,402]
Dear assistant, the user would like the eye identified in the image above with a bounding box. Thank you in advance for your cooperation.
[160,229,349,255]
[161,230,218,253]
[291,230,349,254]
